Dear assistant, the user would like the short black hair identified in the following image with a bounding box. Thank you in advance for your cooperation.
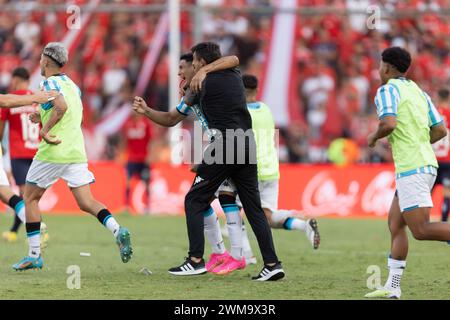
[438,88,450,100]
[180,53,193,63]
[381,47,412,73]
[242,74,258,90]
[11,67,30,81]
[190,42,222,64]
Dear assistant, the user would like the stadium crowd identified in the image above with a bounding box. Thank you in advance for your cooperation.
[0,0,449,164]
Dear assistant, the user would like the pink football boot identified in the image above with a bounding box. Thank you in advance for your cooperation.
[206,251,231,272]
[212,255,246,275]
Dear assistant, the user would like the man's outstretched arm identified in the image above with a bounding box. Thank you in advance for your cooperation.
[190,55,240,92]
[132,96,186,127]
[0,91,58,108]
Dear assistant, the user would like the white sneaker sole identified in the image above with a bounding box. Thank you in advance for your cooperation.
[168,267,207,276]
[253,269,285,281]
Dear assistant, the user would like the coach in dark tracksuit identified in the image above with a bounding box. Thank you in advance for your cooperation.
[168,42,284,281]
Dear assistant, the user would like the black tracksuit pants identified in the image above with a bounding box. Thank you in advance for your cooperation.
[184,137,279,264]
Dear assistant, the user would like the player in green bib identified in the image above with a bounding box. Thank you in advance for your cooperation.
[365,47,450,299]
[12,42,133,271]
[209,75,320,275]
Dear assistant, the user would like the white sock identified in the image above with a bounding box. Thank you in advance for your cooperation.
[104,216,121,237]
[271,209,296,228]
[203,207,226,254]
[284,217,307,231]
[27,233,41,258]
[241,223,254,259]
[385,256,406,290]
[223,204,243,260]
[15,200,26,223]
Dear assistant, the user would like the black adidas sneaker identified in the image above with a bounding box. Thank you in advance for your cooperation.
[252,262,285,281]
[168,257,207,276]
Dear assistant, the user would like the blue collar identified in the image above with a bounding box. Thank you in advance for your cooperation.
[247,102,261,109]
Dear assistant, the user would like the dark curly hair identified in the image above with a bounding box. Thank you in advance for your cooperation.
[381,47,412,73]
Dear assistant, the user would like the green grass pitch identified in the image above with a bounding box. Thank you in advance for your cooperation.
[0,214,449,299]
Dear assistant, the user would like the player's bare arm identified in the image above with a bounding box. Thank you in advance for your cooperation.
[0,91,58,108]
[368,116,397,148]
[430,122,447,144]
[132,96,185,127]
[190,55,239,92]
[39,94,67,145]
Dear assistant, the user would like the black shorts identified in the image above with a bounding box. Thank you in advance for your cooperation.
[11,158,33,186]
[436,162,450,187]
[126,162,150,181]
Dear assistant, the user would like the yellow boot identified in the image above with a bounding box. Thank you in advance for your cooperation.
[2,231,18,243]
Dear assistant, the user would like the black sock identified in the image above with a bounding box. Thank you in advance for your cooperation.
[8,195,24,233]
[218,194,237,206]
[8,195,22,210]
[442,197,450,222]
[97,208,112,225]
[10,214,22,233]
[25,222,41,236]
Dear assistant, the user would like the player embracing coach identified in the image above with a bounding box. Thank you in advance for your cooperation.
[168,42,284,281]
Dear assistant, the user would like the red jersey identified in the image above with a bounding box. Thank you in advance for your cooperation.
[0,90,40,159]
[123,116,152,162]
[434,106,450,162]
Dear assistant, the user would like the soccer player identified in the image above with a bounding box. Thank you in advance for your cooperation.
[134,45,285,281]
[365,47,450,299]
[208,75,320,275]
[1,68,41,242]
[11,42,133,271]
[122,112,152,214]
[432,88,450,221]
[175,42,284,281]
[133,52,239,267]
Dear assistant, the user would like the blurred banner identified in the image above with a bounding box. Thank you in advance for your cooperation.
[1,163,442,218]
[260,0,300,127]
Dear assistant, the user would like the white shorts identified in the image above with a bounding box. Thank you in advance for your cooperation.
[396,173,436,212]
[0,159,9,186]
[217,178,279,212]
[26,160,95,189]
